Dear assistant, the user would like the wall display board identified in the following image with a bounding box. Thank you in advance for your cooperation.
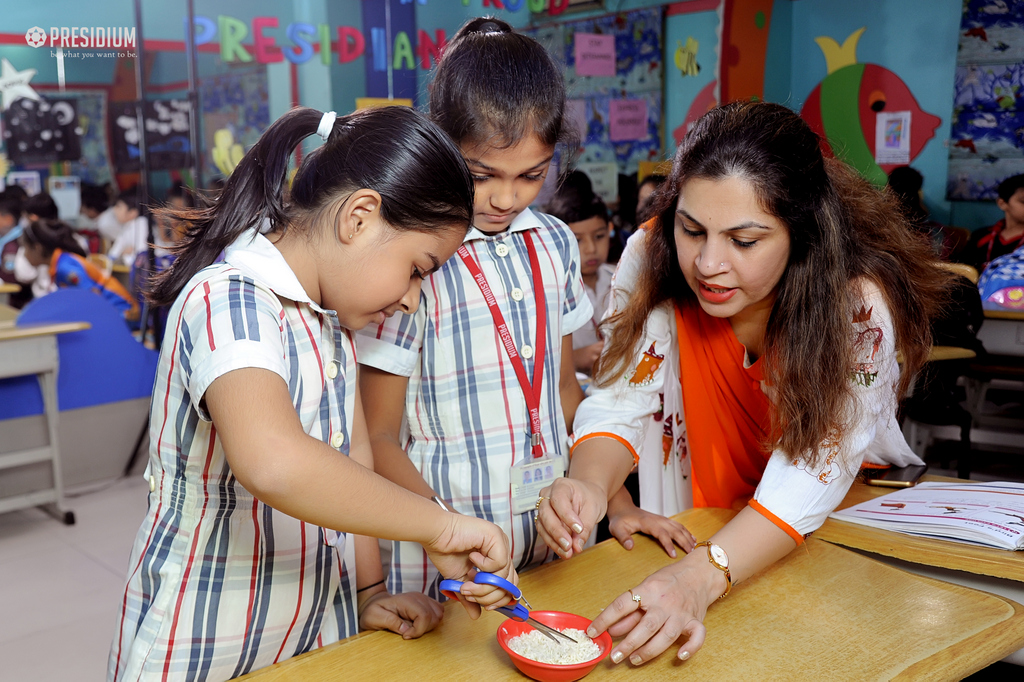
[200,68,270,182]
[2,96,82,165]
[523,7,663,183]
[949,0,1024,200]
[111,99,192,173]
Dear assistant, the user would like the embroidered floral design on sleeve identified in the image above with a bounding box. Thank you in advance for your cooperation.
[793,428,843,485]
[662,416,674,465]
[675,417,688,477]
[629,343,664,386]
[850,305,883,387]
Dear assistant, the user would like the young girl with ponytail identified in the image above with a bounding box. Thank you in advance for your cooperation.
[108,106,515,682]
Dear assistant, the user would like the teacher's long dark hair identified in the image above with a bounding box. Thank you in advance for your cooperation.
[597,101,951,467]
[149,106,475,307]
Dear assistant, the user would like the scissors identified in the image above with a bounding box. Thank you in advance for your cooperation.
[439,572,577,645]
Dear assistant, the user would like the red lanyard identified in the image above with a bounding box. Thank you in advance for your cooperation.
[457,231,547,458]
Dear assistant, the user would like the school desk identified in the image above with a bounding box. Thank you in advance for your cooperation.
[237,507,1024,681]
[0,281,18,306]
[818,475,1024,582]
[0,320,89,524]
[978,310,1024,356]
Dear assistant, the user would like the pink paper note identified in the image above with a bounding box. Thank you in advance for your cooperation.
[609,99,648,142]
[574,33,616,77]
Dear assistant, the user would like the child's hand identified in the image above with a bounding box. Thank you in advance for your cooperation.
[606,494,696,557]
[424,514,516,619]
[573,341,605,373]
[358,591,444,639]
[535,478,608,559]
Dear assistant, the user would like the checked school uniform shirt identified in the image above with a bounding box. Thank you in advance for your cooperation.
[109,230,360,682]
[356,208,593,599]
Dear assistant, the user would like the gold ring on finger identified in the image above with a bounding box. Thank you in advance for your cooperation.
[535,496,548,511]
[629,589,644,611]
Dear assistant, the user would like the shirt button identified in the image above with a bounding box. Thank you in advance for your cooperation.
[330,431,346,448]
[495,243,509,257]
[510,287,524,301]
[521,344,534,359]
[149,475,156,493]
[326,361,339,380]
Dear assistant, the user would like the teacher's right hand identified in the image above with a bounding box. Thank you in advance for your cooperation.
[535,477,608,559]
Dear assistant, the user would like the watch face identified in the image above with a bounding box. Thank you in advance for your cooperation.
[710,544,729,568]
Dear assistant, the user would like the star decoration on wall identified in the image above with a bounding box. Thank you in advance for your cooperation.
[0,58,41,111]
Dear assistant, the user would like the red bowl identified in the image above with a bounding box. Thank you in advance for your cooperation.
[496,611,612,682]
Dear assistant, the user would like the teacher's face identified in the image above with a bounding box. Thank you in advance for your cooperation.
[673,175,790,320]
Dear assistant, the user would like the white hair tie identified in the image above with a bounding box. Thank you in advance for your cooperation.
[317,111,337,142]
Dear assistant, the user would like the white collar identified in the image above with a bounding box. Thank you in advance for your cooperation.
[464,207,542,243]
[223,228,326,312]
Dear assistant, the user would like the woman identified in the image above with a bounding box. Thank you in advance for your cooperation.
[535,101,950,665]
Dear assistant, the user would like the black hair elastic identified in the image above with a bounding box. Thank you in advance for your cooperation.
[357,579,387,594]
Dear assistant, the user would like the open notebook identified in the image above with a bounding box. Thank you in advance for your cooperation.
[829,481,1024,550]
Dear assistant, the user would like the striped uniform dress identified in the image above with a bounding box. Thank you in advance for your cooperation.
[109,230,359,682]
[356,208,592,598]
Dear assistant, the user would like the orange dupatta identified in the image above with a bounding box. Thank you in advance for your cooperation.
[675,299,772,509]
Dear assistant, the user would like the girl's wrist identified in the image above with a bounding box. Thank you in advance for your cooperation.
[357,584,389,614]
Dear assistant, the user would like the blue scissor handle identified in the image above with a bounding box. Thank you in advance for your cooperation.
[439,573,529,622]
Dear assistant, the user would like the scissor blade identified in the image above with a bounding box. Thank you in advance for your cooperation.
[528,617,577,644]
[528,620,561,643]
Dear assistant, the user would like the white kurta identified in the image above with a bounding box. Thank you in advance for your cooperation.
[573,230,924,538]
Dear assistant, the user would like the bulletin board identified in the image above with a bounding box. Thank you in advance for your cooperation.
[948,0,1024,200]
[199,67,270,183]
[523,6,664,182]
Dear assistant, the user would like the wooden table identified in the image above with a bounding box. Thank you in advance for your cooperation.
[818,475,1024,582]
[0,281,18,306]
[928,346,976,362]
[984,309,1024,321]
[0,320,90,523]
[239,507,1024,681]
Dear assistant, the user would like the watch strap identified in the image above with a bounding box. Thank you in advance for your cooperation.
[694,541,732,599]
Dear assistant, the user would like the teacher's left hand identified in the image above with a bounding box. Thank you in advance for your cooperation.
[586,558,715,665]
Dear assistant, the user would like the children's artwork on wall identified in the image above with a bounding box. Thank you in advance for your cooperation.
[110,100,192,173]
[54,90,114,187]
[2,96,82,165]
[523,7,663,180]
[949,1,1024,200]
[576,92,662,176]
[800,27,941,188]
[0,58,40,111]
[200,68,270,181]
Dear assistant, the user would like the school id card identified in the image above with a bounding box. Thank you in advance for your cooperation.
[510,455,566,514]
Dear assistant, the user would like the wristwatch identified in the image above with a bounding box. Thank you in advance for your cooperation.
[693,541,732,599]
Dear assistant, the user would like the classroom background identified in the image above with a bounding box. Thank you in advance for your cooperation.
[2,0,1024,680]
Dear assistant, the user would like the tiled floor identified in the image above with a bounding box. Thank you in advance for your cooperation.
[0,475,149,682]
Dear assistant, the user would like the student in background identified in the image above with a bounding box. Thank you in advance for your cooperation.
[536,102,949,666]
[13,192,61,300]
[544,180,616,376]
[959,173,1024,273]
[109,106,515,682]
[358,18,691,603]
[77,182,112,253]
[0,190,24,288]
[636,173,667,224]
[887,166,965,260]
[107,188,149,266]
[18,219,139,322]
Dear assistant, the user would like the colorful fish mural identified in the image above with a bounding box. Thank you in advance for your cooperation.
[800,28,942,187]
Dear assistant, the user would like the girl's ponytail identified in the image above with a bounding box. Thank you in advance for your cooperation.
[149,108,321,306]
[149,106,473,307]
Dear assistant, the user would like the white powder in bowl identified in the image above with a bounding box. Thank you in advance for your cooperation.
[507,627,602,665]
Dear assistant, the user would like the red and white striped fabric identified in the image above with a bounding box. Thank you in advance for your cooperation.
[109,230,359,682]
[356,208,593,599]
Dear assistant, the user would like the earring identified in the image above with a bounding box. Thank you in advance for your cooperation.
[348,233,354,239]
